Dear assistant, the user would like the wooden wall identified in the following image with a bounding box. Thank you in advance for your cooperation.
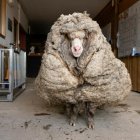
[95,0,140,92]
[121,57,140,92]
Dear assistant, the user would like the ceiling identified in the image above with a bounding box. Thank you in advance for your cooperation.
[18,0,110,34]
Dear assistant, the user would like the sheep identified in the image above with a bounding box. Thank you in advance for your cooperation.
[35,12,132,129]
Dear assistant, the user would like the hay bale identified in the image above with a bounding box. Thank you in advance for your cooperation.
[35,12,131,106]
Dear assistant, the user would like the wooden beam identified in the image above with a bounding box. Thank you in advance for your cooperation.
[119,0,138,14]
[111,0,119,56]
[94,1,114,28]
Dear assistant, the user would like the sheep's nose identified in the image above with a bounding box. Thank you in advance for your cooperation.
[74,46,80,52]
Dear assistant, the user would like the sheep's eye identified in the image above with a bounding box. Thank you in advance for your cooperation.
[67,34,72,39]
[79,36,84,40]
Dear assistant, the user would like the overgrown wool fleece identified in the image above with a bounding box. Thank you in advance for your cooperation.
[35,12,131,106]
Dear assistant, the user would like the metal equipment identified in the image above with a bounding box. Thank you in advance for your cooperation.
[0,48,26,101]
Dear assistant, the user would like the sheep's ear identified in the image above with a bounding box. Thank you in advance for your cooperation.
[84,29,97,39]
[86,32,97,46]
[85,32,91,40]
[83,11,89,17]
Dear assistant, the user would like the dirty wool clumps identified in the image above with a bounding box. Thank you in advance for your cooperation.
[35,12,132,106]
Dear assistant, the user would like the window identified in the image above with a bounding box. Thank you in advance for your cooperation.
[0,0,6,38]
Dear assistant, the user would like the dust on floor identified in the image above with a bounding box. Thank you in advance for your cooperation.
[0,79,140,140]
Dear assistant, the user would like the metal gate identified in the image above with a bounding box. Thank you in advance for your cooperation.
[0,48,26,101]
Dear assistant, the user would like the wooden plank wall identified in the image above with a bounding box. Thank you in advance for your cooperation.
[138,59,140,92]
[121,57,140,92]
[95,0,140,92]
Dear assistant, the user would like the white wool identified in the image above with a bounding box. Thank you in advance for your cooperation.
[35,12,131,106]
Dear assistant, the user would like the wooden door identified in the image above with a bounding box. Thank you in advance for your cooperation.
[19,25,26,51]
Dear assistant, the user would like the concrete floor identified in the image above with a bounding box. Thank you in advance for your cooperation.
[0,79,140,140]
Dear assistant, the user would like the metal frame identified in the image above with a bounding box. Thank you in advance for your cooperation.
[0,48,26,101]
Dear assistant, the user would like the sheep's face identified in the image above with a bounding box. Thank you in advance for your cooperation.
[68,31,85,57]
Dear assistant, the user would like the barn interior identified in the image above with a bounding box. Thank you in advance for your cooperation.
[0,0,140,140]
